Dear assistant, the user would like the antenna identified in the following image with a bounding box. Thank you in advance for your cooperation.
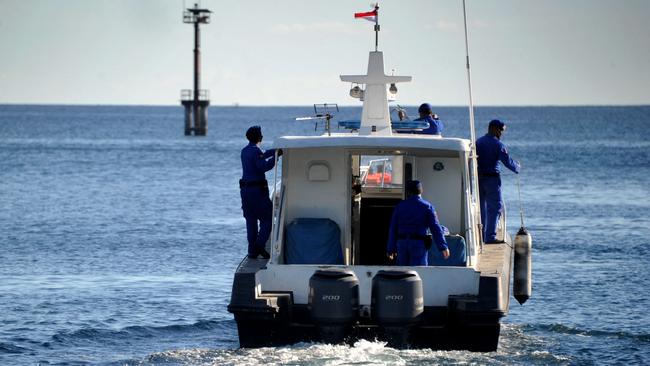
[461,0,484,252]
[462,0,476,147]
[295,103,339,136]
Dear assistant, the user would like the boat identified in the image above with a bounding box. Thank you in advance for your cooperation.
[228,5,531,352]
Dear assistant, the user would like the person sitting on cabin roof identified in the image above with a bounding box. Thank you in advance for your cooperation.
[239,125,282,259]
[476,119,520,244]
[387,180,450,266]
[414,103,443,135]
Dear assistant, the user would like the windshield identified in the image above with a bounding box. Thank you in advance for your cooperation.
[360,155,403,188]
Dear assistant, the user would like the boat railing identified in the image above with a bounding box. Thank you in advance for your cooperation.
[180,89,210,101]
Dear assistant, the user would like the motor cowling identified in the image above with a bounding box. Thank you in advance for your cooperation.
[372,270,423,347]
[308,268,359,343]
[513,227,533,305]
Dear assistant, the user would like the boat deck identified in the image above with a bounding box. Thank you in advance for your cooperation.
[478,242,511,274]
[237,242,513,274]
[476,242,513,313]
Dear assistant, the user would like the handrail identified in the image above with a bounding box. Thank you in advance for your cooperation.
[180,89,210,101]
[270,150,279,263]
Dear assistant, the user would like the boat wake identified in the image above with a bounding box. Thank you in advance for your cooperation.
[138,340,492,366]
[0,322,578,366]
[126,325,574,366]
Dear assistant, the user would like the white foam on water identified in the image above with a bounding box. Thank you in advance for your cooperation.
[141,340,513,366]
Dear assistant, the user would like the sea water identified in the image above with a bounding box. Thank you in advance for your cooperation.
[1,105,648,365]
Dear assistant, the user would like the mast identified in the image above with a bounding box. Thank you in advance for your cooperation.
[343,4,411,136]
[340,54,411,136]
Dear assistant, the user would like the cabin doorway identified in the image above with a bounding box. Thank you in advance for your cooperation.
[350,153,409,265]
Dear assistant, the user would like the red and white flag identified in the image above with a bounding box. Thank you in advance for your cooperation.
[354,8,377,23]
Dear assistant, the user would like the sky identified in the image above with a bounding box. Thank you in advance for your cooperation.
[0,0,648,106]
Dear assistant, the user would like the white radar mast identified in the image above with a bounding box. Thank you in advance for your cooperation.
[340,5,411,136]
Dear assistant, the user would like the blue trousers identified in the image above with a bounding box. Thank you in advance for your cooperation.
[240,186,273,256]
[479,176,503,242]
[396,239,428,266]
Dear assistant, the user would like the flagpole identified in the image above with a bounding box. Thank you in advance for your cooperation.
[374,4,379,51]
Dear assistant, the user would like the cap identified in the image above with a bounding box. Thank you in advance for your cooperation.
[246,125,262,142]
[406,180,422,195]
[489,119,505,130]
[418,103,432,114]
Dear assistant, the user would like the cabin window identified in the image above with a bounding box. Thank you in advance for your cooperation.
[307,161,330,181]
[360,155,404,189]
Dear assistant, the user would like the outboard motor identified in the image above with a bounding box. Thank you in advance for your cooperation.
[308,268,359,344]
[371,270,423,348]
[513,227,533,304]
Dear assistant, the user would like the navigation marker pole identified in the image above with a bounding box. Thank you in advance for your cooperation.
[181,3,212,136]
[461,0,483,252]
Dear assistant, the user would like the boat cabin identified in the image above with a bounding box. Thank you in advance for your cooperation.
[269,134,480,269]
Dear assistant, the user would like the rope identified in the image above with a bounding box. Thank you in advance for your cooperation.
[516,174,526,228]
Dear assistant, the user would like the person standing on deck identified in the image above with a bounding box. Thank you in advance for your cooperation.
[387,180,450,265]
[240,126,281,259]
[414,103,443,135]
[476,119,520,244]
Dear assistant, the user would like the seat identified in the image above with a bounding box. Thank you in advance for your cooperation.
[427,235,467,266]
[285,218,343,265]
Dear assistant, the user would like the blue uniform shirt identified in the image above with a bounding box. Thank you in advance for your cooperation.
[240,143,276,182]
[414,115,443,135]
[387,195,448,253]
[475,134,520,174]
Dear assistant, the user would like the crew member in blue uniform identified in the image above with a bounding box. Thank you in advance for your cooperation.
[387,180,450,265]
[240,126,281,259]
[414,103,443,135]
[476,119,520,243]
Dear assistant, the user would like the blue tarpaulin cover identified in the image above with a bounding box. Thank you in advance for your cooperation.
[428,235,467,266]
[285,218,343,265]
[338,120,429,130]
